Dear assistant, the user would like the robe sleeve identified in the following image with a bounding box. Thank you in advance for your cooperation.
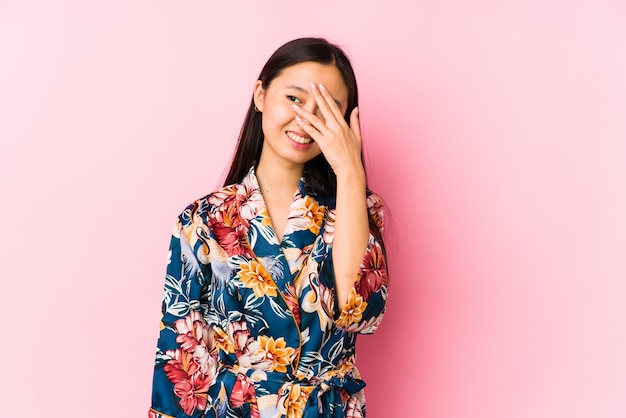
[149,210,218,418]
[331,192,389,334]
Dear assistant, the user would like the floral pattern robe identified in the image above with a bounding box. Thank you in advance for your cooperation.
[149,168,388,418]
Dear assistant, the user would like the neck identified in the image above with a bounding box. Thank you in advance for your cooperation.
[256,158,303,196]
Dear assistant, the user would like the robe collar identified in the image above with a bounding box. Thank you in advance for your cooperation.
[235,166,328,289]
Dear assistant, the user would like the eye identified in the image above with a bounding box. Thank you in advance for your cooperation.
[287,95,302,104]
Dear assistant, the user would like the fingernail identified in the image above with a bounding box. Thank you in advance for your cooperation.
[292,104,300,111]
[319,84,326,91]
[295,116,303,123]
[310,82,318,90]
[354,106,359,115]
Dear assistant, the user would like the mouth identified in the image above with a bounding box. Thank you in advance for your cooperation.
[286,131,314,145]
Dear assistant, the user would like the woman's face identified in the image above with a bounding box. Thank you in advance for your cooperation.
[254,61,349,169]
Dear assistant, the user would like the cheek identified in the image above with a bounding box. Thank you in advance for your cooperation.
[263,101,296,127]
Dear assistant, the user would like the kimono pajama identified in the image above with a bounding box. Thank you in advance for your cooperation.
[149,168,388,418]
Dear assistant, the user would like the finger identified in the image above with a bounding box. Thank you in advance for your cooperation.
[350,107,362,141]
[292,104,330,136]
[294,115,333,150]
[310,83,342,128]
[317,83,346,125]
[294,115,324,142]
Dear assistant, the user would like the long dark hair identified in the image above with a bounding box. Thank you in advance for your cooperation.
[223,37,361,196]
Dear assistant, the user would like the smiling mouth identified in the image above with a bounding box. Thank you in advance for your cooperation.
[287,131,313,144]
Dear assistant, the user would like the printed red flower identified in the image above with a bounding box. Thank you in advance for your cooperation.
[228,321,252,354]
[208,187,239,212]
[356,244,387,300]
[230,374,260,418]
[164,349,198,380]
[226,321,269,370]
[163,349,211,415]
[209,219,253,258]
[173,373,212,415]
[175,310,210,353]
[282,284,301,325]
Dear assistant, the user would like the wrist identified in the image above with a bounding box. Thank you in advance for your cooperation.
[334,165,366,186]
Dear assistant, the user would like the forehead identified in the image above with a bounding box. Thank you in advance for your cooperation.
[271,62,348,102]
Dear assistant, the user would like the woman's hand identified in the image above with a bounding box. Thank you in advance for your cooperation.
[292,82,365,179]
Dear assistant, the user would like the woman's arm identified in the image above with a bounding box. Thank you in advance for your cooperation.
[293,83,388,328]
[333,167,369,309]
[149,205,218,418]
[318,192,389,334]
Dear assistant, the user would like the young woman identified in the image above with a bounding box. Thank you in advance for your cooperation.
[149,37,389,418]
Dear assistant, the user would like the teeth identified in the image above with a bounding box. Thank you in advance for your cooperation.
[287,131,312,144]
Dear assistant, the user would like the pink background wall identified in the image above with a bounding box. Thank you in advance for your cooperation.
[1,1,625,417]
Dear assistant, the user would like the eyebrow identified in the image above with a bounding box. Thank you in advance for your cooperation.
[286,84,308,94]
[286,84,343,108]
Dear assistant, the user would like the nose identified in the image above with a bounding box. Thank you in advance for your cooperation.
[302,101,325,123]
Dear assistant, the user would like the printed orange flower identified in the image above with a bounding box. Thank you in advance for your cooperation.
[280,383,314,418]
[238,260,278,298]
[212,325,236,354]
[259,206,273,227]
[301,196,325,234]
[333,354,356,378]
[335,289,368,328]
[285,196,326,235]
[257,336,295,373]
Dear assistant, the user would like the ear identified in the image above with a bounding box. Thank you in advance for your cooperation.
[253,80,265,112]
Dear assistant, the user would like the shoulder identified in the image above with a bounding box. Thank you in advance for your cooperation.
[176,183,241,228]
